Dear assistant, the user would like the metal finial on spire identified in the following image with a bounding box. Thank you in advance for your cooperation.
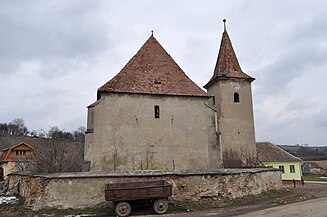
[151,30,154,36]
[223,19,226,31]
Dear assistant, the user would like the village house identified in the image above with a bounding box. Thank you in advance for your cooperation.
[84,21,257,172]
[303,160,327,175]
[257,142,302,181]
[0,142,36,180]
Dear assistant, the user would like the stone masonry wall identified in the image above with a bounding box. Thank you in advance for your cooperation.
[8,168,281,210]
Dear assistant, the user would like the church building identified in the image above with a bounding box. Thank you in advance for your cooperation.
[84,21,256,172]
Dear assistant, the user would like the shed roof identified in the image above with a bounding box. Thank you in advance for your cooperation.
[99,35,207,97]
[256,142,302,163]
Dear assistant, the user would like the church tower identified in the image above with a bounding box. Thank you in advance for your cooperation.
[204,20,256,166]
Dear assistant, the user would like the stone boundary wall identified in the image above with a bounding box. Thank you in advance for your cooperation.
[8,168,281,210]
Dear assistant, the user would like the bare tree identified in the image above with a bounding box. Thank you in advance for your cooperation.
[223,147,258,168]
[32,138,84,173]
[73,126,86,142]
[10,118,29,136]
[223,148,243,168]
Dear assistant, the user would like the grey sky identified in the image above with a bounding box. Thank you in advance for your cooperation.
[1,0,326,146]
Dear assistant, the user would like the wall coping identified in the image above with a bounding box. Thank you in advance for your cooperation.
[9,168,279,179]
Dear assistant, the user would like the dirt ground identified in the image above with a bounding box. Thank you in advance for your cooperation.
[168,182,327,217]
[1,183,327,217]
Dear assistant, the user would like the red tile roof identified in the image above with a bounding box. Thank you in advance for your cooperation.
[304,160,327,170]
[99,35,208,97]
[204,30,254,88]
[256,142,302,162]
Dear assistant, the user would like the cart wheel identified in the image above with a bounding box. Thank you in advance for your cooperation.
[115,201,131,217]
[153,198,168,214]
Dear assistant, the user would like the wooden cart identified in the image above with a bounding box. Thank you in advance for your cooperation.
[105,180,172,217]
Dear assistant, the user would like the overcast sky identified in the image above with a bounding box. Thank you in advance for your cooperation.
[1,0,327,146]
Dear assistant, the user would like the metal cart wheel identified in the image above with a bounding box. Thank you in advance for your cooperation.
[153,198,168,214]
[115,201,131,217]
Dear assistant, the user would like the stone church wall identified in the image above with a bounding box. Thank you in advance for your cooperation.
[207,79,256,160]
[8,168,282,210]
[85,92,221,172]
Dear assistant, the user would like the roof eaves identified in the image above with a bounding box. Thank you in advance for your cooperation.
[98,90,209,98]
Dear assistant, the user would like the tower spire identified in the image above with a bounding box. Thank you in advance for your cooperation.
[204,21,254,88]
[223,19,226,31]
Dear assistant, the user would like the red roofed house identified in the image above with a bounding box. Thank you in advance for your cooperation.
[84,22,256,172]
[257,142,302,181]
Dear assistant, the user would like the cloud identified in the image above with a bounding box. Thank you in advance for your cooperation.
[1,0,327,146]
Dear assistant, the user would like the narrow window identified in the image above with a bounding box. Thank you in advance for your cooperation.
[279,165,285,173]
[212,96,216,105]
[234,92,240,103]
[290,165,295,173]
[154,105,160,119]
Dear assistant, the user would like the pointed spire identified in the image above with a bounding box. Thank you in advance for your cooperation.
[223,19,226,31]
[204,20,254,88]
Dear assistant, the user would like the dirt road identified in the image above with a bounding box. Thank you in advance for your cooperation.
[235,197,327,217]
[137,183,327,217]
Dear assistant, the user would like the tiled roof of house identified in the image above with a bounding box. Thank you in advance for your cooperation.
[256,142,302,162]
[305,160,327,170]
[99,35,208,97]
[204,28,254,88]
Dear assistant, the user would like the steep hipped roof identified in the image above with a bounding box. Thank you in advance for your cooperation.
[99,35,207,97]
[204,26,254,88]
[256,142,302,162]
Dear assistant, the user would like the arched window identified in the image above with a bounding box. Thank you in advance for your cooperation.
[234,92,240,103]
[154,105,160,118]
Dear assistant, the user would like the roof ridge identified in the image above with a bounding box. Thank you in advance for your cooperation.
[256,141,302,162]
[268,142,302,161]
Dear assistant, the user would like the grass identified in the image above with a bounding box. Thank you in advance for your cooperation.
[303,173,327,181]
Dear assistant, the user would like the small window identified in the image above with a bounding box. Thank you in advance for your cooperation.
[15,150,26,155]
[279,165,285,173]
[234,92,240,103]
[290,165,295,173]
[154,105,160,119]
[212,96,216,105]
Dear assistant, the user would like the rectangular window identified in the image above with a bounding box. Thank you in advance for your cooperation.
[290,165,296,173]
[279,165,285,173]
[212,96,216,105]
[154,105,160,119]
[15,150,26,155]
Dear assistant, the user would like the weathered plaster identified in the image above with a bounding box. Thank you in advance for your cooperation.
[8,168,282,210]
[85,93,221,172]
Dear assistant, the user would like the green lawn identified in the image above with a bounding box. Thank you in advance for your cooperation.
[303,173,327,181]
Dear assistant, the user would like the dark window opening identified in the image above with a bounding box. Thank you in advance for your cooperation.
[212,96,216,105]
[279,165,285,173]
[15,150,26,155]
[234,92,240,103]
[290,165,296,173]
[154,105,160,119]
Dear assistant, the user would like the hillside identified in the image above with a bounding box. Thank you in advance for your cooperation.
[278,145,327,160]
